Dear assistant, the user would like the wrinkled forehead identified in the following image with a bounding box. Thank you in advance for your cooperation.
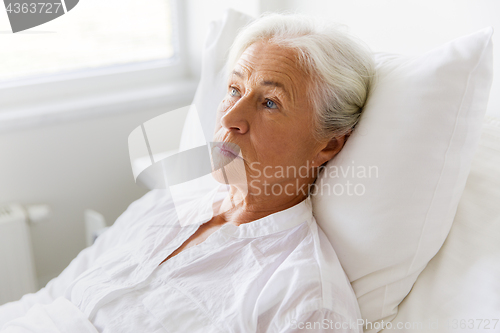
[231,41,312,103]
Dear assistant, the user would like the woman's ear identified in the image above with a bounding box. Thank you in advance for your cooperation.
[313,133,349,167]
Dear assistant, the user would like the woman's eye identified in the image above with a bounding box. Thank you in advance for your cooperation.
[265,99,278,109]
[229,88,240,97]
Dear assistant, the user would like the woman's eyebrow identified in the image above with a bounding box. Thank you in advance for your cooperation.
[231,69,292,101]
[231,70,244,78]
[260,80,291,101]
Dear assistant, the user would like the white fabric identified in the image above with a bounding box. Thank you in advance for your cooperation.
[381,116,500,332]
[1,183,363,332]
[178,9,495,332]
[311,28,494,332]
[1,297,98,333]
[179,9,254,149]
[179,9,253,152]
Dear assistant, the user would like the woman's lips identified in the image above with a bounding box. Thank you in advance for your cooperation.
[214,142,242,159]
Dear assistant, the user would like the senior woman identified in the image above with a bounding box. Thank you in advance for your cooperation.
[0,13,374,333]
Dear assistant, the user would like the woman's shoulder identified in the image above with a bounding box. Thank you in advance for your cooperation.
[114,188,180,229]
[99,189,175,246]
[258,218,361,325]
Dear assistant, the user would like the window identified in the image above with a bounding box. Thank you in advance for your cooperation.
[0,0,177,81]
[0,0,195,131]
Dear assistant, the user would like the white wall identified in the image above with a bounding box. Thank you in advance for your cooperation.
[285,0,500,117]
[0,103,187,287]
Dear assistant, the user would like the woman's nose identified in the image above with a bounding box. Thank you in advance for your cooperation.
[220,98,250,134]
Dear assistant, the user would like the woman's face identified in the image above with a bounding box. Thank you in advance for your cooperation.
[212,41,328,190]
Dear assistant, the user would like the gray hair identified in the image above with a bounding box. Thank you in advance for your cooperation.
[226,13,375,141]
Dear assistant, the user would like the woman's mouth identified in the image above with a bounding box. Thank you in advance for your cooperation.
[213,142,242,159]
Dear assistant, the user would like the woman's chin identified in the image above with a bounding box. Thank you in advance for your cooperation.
[210,152,248,185]
[210,168,247,187]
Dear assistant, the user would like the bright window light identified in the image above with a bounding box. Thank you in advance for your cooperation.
[0,0,175,82]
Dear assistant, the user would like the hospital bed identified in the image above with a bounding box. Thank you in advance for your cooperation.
[176,9,499,333]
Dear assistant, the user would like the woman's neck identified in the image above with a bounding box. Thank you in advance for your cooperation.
[215,178,312,226]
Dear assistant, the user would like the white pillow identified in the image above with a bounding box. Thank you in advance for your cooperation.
[382,116,500,332]
[179,9,494,332]
[179,9,253,151]
[312,28,493,332]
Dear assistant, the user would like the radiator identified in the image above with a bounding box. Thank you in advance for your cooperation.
[0,203,37,305]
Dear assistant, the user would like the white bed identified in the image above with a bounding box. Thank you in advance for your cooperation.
[176,9,499,332]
